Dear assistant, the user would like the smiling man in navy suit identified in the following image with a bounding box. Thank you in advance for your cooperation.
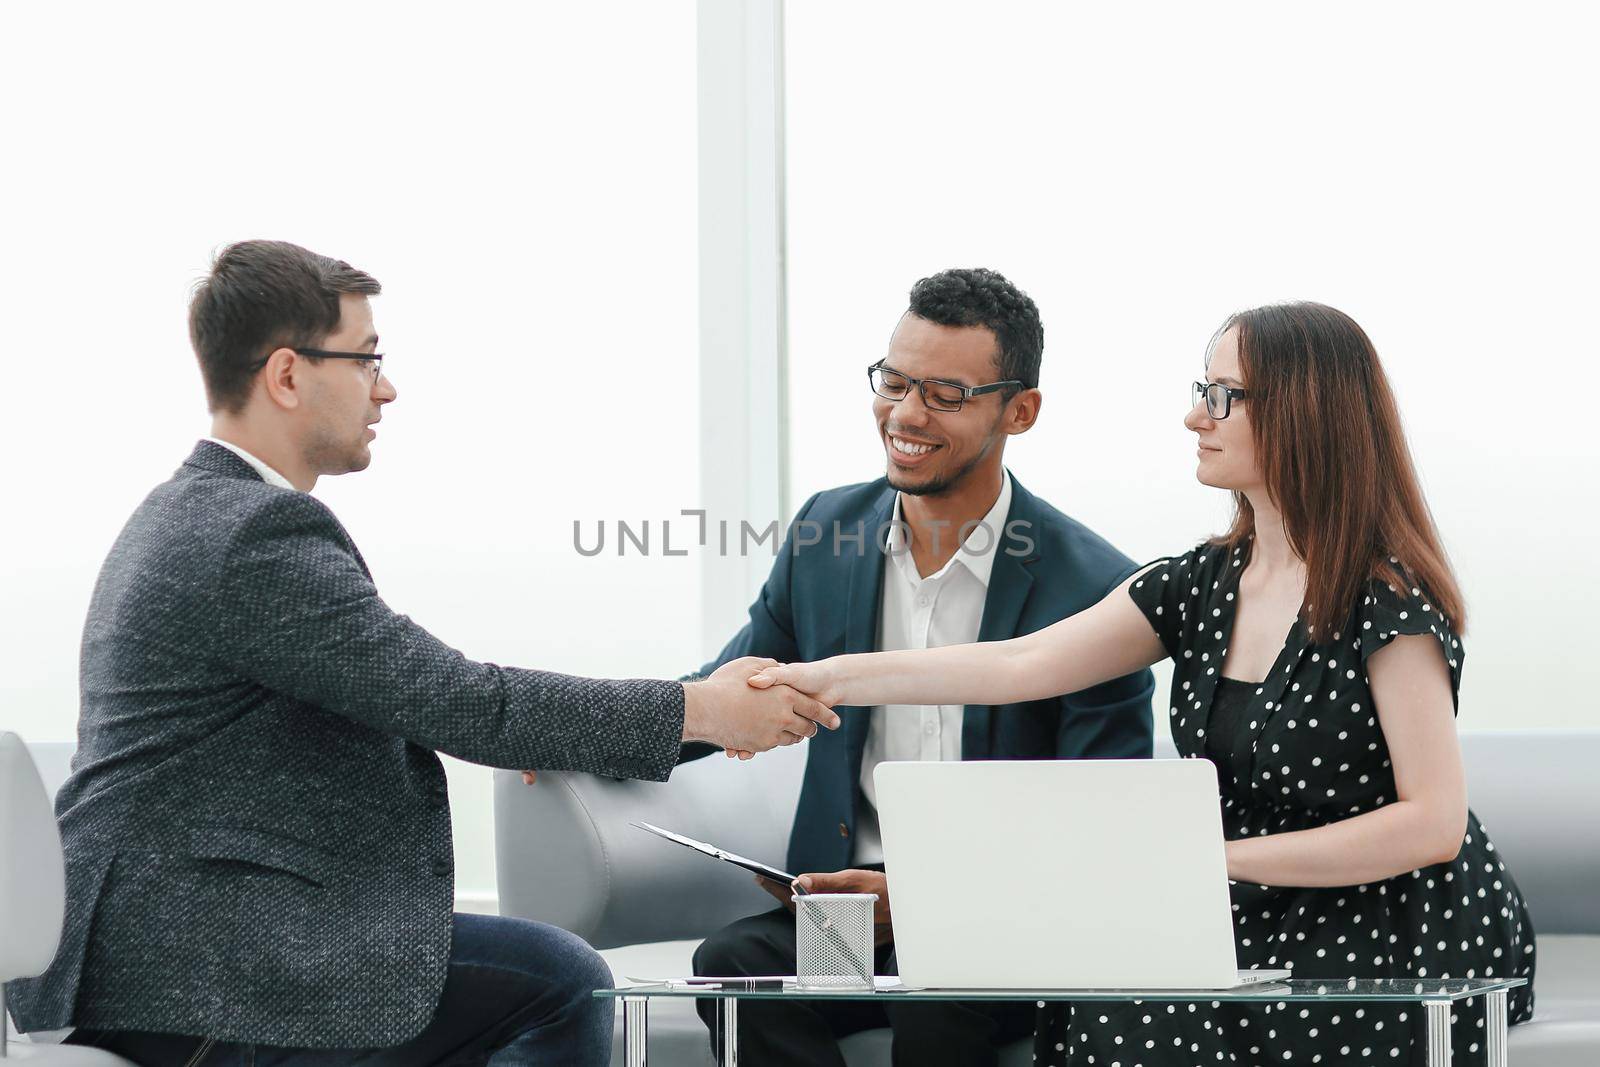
[684,268,1156,1066]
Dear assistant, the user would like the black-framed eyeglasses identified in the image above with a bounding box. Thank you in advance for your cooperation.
[868,360,1023,413]
[252,347,386,385]
[1192,380,1248,420]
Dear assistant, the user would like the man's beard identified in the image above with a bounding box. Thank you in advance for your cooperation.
[303,424,370,477]
[888,436,996,498]
[886,414,1003,498]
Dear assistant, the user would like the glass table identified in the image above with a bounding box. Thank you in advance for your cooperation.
[598,976,1526,1067]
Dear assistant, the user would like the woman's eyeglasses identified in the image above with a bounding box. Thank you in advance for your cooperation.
[1192,380,1248,420]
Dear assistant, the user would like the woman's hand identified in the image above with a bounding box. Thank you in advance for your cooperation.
[747,658,842,707]
[712,656,833,762]
[740,571,1166,713]
[720,660,839,761]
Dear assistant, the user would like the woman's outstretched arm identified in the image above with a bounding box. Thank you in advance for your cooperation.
[749,565,1168,708]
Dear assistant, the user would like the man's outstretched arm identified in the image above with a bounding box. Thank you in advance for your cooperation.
[214,493,835,781]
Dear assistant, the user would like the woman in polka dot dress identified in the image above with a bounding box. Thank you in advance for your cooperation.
[751,302,1535,1065]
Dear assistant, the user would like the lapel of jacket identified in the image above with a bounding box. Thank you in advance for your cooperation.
[843,484,896,772]
[963,475,1039,760]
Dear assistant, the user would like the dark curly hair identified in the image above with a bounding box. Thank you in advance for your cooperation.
[907,267,1043,389]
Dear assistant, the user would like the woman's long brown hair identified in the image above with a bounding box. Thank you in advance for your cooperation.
[1212,302,1466,638]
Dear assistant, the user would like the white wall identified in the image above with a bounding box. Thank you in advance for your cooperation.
[0,1,701,904]
[785,1,1600,739]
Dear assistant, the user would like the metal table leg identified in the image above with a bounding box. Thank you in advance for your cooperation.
[1425,1000,1452,1067]
[623,996,649,1067]
[718,997,739,1066]
[1485,990,1508,1067]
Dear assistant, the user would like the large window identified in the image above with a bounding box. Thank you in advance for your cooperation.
[784,1,1598,734]
[0,2,701,905]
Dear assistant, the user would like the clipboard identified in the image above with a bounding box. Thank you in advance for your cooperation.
[631,821,798,885]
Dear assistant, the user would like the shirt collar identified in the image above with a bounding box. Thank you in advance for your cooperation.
[885,469,1013,589]
[203,437,297,491]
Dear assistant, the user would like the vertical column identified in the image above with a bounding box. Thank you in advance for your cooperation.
[718,996,740,1066]
[623,996,649,1067]
[697,0,791,647]
[1424,1000,1453,1067]
[1484,990,1507,1067]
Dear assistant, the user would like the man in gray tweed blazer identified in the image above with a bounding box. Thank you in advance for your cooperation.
[2,240,838,1065]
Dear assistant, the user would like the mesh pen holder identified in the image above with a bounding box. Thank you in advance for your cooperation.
[793,892,878,990]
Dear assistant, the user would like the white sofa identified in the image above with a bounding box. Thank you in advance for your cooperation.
[494,732,1600,1067]
[10,734,1596,1064]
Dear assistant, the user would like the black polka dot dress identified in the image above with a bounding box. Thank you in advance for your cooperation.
[1033,541,1536,1067]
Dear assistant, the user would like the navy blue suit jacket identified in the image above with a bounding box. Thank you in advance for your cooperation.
[684,474,1155,875]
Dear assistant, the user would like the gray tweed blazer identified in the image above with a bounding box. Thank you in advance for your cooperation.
[4,441,685,1047]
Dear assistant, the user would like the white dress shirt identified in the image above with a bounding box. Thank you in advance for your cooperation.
[203,436,297,491]
[851,470,1013,865]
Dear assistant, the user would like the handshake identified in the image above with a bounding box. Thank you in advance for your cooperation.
[521,657,838,784]
[680,656,839,759]
[521,659,838,783]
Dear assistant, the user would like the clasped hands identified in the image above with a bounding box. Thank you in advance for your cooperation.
[686,656,840,759]
[519,657,836,784]
[718,657,835,761]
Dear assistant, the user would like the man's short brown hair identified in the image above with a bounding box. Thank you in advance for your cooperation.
[189,240,381,413]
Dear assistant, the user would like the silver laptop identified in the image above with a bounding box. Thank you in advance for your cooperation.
[873,759,1290,990]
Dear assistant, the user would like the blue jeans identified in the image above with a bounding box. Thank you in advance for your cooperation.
[63,913,614,1066]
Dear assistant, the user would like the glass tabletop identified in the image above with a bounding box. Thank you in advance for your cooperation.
[599,976,1526,1004]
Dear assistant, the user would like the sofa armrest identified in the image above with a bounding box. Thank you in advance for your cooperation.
[494,742,807,949]
[1457,730,1600,935]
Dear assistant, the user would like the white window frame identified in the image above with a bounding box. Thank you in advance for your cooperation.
[697,0,791,649]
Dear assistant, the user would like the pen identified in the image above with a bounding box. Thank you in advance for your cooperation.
[791,877,874,986]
